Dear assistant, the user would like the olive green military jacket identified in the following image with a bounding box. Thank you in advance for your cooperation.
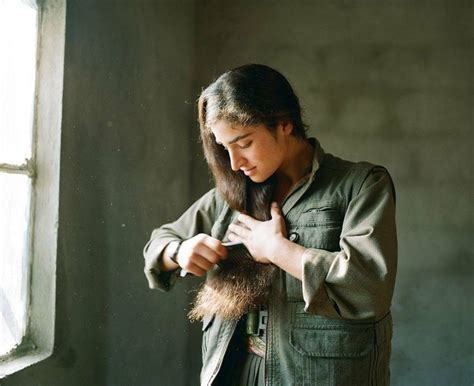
[144,139,397,386]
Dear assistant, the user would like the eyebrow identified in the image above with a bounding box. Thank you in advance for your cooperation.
[217,133,252,146]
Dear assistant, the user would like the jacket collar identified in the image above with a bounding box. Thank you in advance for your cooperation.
[281,137,324,214]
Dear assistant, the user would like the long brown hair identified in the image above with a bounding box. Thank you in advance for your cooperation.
[198,64,307,220]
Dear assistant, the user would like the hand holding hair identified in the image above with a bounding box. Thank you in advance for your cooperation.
[172,233,228,277]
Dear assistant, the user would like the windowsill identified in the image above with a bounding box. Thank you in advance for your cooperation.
[0,345,53,378]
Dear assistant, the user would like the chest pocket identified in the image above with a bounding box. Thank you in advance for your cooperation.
[297,205,343,250]
[286,201,344,301]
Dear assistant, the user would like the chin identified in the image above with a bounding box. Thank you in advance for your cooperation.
[249,174,270,184]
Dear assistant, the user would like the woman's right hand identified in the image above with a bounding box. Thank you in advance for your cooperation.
[174,234,228,277]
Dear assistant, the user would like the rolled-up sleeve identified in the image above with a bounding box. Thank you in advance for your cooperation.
[302,168,397,320]
[143,188,220,291]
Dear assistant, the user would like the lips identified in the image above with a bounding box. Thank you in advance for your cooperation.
[242,167,256,176]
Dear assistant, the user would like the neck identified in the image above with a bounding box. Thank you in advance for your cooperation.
[274,138,314,203]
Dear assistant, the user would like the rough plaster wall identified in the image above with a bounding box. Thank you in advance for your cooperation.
[3,1,471,385]
[192,1,473,385]
[3,1,199,385]
[98,1,202,385]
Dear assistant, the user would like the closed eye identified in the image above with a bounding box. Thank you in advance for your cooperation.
[238,141,252,149]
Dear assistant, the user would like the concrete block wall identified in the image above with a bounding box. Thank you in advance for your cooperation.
[2,1,471,385]
[192,1,473,385]
[3,1,201,385]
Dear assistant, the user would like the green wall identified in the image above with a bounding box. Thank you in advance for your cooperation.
[192,1,473,385]
[4,1,201,385]
[3,1,472,385]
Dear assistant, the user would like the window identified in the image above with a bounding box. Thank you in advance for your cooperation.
[0,0,65,377]
[0,0,39,359]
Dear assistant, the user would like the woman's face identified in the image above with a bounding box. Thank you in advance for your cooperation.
[211,120,288,183]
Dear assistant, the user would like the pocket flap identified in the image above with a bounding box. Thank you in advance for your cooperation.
[290,328,374,357]
[300,205,342,226]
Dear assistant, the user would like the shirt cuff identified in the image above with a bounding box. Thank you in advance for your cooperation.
[144,240,180,291]
[301,248,338,314]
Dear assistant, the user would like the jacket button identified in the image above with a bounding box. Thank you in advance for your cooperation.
[289,232,299,242]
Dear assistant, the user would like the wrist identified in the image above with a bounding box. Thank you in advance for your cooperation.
[164,240,182,269]
[267,234,288,263]
[269,235,306,270]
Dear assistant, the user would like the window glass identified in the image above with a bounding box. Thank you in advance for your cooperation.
[0,0,38,357]
[0,174,32,356]
[0,0,38,165]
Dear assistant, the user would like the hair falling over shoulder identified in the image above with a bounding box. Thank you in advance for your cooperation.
[189,64,307,321]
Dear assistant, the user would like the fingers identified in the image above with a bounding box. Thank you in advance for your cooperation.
[183,262,207,277]
[194,242,225,265]
[179,234,227,276]
[189,252,215,271]
[271,202,287,238]
[228,223,251,239]
[270,202,282,218]
[237,213,258,228]
[228,232,242,243]
[180,251,214,277]
[202,236,228,259]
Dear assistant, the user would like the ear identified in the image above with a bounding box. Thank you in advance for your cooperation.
[278,120,294,137]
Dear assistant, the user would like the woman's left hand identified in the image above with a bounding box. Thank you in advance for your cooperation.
[228,202,287,264]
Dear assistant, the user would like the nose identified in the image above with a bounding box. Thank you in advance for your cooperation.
[228,148,244,171]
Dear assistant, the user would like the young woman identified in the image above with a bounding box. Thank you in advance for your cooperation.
[143,64,397,386]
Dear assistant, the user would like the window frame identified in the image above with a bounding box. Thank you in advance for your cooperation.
[0,0,66,377]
